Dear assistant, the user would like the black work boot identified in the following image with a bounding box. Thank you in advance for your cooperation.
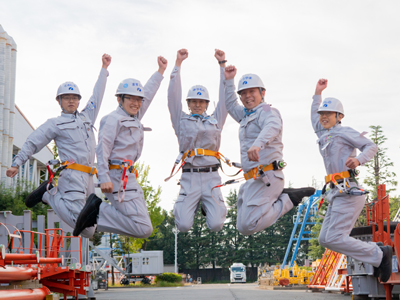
[378,245,393,283]
[73,193,102,236]
[373,242,384,278]
[25,180,53,208]
[282,187,316,207]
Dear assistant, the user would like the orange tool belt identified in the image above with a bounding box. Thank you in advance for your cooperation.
[324,170,352,184]
[62,161,97,176]
[109,164,138,178]
[243,161,286,181]
[181,148,230,165]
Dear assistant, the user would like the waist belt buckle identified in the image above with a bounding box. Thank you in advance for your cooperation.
[89,166,95,176]
[194,148,204,156]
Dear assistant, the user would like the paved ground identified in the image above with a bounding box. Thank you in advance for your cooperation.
[94,283,351,300]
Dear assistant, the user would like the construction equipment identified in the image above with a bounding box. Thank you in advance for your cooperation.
[282,190,322,268]
[308,249,352,293]
[347,184,400,299]
[0,210,92,299]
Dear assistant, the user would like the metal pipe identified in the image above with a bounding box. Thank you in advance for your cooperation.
[0,286,50,299]
[2,253,37,261]
[1,34,11,182]
[0,26,6,172]
[0,267,37,281]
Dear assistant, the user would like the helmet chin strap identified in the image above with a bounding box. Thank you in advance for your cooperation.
[259,87,265,103]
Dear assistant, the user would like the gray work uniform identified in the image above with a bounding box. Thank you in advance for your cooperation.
[168,66,228,232]
[96,71,163,238]
[13,68,109,238]
[225,79,293,236]
[312,94,382,267]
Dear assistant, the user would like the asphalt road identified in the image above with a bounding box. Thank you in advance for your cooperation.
[94,283,350,300]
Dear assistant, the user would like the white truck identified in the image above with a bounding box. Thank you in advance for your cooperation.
[229,263,246,283]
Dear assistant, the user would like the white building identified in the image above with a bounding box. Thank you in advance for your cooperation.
[11,105,53,187]
[0,25,53,189]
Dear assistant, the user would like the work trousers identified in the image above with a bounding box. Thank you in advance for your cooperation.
[42,169,96,238]
[318,187,383,267]
[173,169,227,232]
[97,169,153,238]
[237,169,293,235]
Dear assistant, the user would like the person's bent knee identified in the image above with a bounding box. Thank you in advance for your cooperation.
[80,226,96,238]
[176,222,191,233]
[135,224,153,239]
[319,233,344,249]
[207,221,224,233]
[318,235,327,248]
[238,223,257,236]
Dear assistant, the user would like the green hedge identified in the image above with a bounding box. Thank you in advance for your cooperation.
[155,273,182,283]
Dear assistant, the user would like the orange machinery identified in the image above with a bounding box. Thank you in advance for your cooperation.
[0,227,90,300]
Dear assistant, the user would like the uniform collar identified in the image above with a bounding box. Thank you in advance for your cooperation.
[117,105,136,118]
[190,112,209,119]
[61,111,77,119]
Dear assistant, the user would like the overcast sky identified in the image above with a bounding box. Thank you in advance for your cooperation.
[1,0,399,212]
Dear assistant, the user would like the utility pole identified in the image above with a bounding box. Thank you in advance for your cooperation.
[172,227,178,274]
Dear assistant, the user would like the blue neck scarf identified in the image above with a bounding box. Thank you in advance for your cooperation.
[191,114,209,119]
[244,108,256,117]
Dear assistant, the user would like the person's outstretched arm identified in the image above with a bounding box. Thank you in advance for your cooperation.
[138,56,167,120]
[311,78,327,135]
[168,49,188,136]
[213,49,228,129]
[7,120,57,177]
[82,54,111,123]
[224,65,245,123]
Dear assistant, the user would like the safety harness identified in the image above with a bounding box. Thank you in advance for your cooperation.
[109,159,138,203]
[316,169,368,217]
[210,160,287,208]
[243,161,286,181]
[45,160,97,195]
[164,148,242,182]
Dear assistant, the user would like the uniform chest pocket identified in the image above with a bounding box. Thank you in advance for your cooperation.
[56,120,79,140]
[241,117,259,139]
[121,120,142,142]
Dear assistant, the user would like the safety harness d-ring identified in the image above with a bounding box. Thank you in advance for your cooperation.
[118,159,133,203]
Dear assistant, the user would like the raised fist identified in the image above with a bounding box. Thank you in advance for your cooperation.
[214,49,225,62]
[225,65,237,80]
[157,56,168,75]
[102,54,111,69]
[315,78,328,95]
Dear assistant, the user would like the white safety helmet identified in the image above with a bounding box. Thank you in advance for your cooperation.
[115,78,145,98]
[186,85,210,102]
[317,97,345,116]
[237,74,265,94]
[56,81,81,100]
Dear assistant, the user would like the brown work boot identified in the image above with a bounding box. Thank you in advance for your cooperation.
[282,187,316,207]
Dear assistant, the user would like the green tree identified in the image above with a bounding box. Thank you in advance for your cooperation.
[146,210,176,264]
[364,125,397,198]
[0,181,48,224]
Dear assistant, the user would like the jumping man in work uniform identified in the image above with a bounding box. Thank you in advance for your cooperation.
[168,49,229,232]
[224,65,315,235]
[313,78,392,283]
[73,56,167,238]
[6,54,111,238]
